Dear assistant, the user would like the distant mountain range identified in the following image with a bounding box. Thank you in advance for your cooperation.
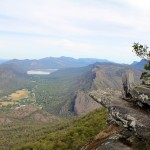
[5,56,113,70]
[3,56,148,71]
[131,59,148,70]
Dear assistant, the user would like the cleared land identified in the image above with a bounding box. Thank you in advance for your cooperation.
[0,89,30,106]
[8,89,30,101]
[0,102,16,106]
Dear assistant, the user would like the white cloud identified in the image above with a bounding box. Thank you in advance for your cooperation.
[126,0,150,11]
[59,39,96,51]
[0,0,150,63]
[1,0,150,37]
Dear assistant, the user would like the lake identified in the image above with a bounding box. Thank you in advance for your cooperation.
[27,69,58,75]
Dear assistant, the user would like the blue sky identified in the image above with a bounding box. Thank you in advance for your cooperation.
[0,0,150,63]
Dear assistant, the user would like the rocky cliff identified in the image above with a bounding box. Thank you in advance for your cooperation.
[73,63,141,116]
[83,70,150,150]
[74,91,101,115]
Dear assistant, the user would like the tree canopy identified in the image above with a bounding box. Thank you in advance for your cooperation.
[132,43,150,79]
[132,43,150,60]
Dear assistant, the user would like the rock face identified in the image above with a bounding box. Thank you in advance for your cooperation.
[122,71,150,108]
[86,71,150,150]
[131,85,150,108]
[143,76,150,85]
[122,70,135,99]
[74,91,101,115]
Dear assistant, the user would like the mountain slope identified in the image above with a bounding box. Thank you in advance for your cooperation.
[0,105,59,125]
[0,63,31,96]
[91,63,141,90]
[0,108,108,150]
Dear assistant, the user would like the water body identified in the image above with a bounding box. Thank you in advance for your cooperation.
[27,69,58,75]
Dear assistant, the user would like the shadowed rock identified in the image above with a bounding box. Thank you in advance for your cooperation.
[121,70,150,109]
[122,70,135,99]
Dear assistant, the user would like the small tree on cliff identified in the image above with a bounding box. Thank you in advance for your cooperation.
[132,42,150,79]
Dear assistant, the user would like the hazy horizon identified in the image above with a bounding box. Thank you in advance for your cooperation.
[0,55,142,65]
[1,0,150,63]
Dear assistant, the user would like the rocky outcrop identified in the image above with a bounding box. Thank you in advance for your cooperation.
[0,105,59,125]
[86,71,150,150]
[91,64,141,91]
[122,70,135,99]
[9,105,38,119]
[0,117,12,125]
[143,76,150,85]
[89,89,150,136]
[122,71,150,108]
[81,125,132,150]
[131,85,150,108]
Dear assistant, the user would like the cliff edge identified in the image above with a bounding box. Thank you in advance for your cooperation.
[83,70,150,150]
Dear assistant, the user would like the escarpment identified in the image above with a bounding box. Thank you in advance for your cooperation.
[73,63,141,116]
[83,70,150,150]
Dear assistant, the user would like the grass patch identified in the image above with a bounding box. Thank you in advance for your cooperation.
[0,101,16,106]
[8,89,30,101]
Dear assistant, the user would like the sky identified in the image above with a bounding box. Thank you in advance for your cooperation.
[0,0,150,63]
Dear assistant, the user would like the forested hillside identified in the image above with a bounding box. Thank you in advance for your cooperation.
[0,108,108,150]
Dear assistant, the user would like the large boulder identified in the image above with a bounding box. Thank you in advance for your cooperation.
[122,71,150,108]
[122,70,135,99]
[143,76,150,85]
[131,85,150,108]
